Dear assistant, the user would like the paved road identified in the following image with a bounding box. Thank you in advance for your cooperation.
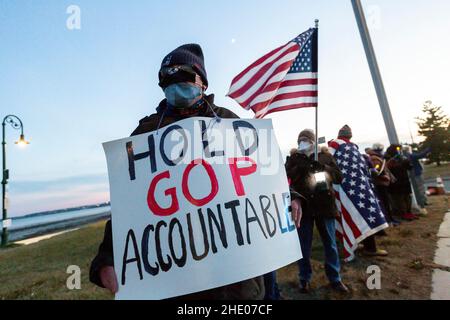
[425,177,450,192]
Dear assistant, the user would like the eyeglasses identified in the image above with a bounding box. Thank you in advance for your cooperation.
[159,65,204,88]
[160,65,196,77]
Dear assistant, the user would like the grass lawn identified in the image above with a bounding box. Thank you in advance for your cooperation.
[0,196,448,300]
[277,195,449,300]
[423,163,450,180]
[0,223,113,300]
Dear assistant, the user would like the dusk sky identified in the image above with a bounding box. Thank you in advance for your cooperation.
[1,0,449,216]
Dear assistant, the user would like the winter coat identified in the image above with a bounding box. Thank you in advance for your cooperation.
[90,94,265,300]
[385,145,413,195]
[285,150,343,219]
[366,150,396,187]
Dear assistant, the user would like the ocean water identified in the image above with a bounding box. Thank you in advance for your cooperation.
[7,206,111,231]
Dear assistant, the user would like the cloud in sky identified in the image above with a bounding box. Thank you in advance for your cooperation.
[7,174,110,217]
[1,0,448,216]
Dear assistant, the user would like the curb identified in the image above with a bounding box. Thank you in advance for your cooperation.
[431,211,450,300]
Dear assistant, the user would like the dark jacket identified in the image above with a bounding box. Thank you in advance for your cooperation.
[385,145,413,194]
[285,150,343,219]
[407,147,431,177]
[90,94,265,300]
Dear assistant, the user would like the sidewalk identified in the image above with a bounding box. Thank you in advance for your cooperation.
[431,211,450,300]
[13,228,79,246]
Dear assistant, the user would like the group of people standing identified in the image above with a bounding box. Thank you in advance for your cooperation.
[90,43,431,301]
[264,124,431,300]
[365,143,430,222]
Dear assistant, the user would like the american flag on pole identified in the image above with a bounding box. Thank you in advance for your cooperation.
[227,28,318,119]
[328,139,389,261]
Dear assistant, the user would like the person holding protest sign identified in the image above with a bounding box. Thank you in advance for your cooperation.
[90,43,303,300]
[285,129,349,294]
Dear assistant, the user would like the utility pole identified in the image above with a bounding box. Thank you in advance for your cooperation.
[351,0,399,145]
[351,0,422,209]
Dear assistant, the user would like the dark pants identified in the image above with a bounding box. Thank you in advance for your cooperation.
[389,193,412,216]
[362,235,377,252]
[297,213,341,284]
[375,185,394,222]
[263,271,280,300]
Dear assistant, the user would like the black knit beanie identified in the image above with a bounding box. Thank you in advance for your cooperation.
[159,44,208,88]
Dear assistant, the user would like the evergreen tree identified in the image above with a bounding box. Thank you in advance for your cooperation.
[416,101,450,166]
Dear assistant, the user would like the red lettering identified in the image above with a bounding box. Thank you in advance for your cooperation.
[182,159,219,207]
[147,171,179,216]
[228,157,257,196]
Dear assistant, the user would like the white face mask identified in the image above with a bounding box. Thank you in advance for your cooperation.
[298,141,313,152]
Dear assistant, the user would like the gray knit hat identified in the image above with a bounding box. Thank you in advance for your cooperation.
[298,129,316,144]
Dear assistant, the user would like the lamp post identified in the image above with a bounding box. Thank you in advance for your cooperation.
[2,115,29,247]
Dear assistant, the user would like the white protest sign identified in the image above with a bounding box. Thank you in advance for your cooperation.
[103,117,301,300]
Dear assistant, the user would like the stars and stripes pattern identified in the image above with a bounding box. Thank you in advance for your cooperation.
[227,28,318,119]
[328,139,389,261]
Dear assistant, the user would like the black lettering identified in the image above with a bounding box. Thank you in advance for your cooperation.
[200,120,224,158]
[121,229,143,285]
[245,198,267,244]
[168,218,187,267]
[233,121,259,156]
[207,205,228,253]
[155,221,172,272]
[224,200,244,246]
[187,210,210,261]
[141,224,159,276]
[259,195,277,237]
[126,135,157,180]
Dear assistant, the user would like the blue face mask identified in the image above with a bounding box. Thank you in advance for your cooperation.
[164,83,203,108]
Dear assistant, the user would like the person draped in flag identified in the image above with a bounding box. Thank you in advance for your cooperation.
[227,28,318,118]
[285,129,349,294]
[328,125,389,261]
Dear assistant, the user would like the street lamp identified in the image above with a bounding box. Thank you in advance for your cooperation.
[2,115,30,247]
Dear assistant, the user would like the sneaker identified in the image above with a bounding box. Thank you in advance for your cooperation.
[330,281,349,293]
[363,249,388,257]
[299,280,311,294]
[418,209,428,217]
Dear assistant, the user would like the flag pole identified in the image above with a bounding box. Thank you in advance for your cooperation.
[314,19,319,161]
